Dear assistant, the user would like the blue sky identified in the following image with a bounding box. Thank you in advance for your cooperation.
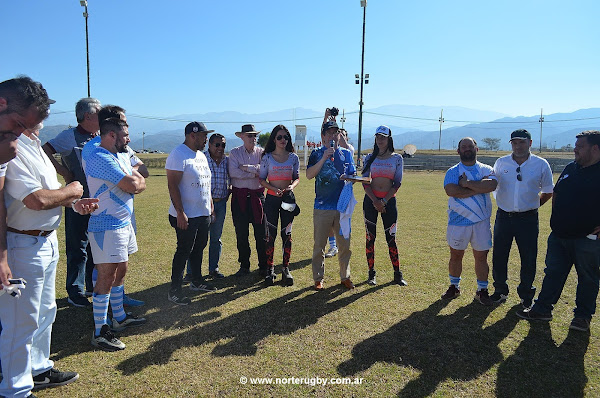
[2,0,598,121]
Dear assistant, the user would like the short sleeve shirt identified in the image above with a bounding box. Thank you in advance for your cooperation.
[308,146,354,210]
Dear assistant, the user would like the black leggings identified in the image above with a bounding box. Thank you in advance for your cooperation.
[363,195,399,270]
[264,194,295,268]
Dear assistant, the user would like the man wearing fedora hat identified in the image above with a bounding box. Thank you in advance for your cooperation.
[490,129,554,308]
[229,124,268,277]
[166,122,217,305]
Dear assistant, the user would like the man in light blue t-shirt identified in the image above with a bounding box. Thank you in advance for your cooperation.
[441,137,497,306]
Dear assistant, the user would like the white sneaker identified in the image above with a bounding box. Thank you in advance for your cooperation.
[325,246,338,258]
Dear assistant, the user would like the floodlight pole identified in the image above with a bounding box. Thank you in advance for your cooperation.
[357,0,367,167]
[81,1,91,97]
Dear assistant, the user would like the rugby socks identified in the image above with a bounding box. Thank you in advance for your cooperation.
[93,293,110,336]
[476,280,488,291]
[329,236,337,249]
[449,275,461,289]
[110,285,126,322]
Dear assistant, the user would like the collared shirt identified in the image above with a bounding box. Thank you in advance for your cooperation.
[5,133,62,231]
[493,153,554,212]
[228,145,263,190]
[550,160,600,239]
[204,151,230,199]
[307,146,355,210]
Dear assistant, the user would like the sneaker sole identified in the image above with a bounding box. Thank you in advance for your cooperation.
[67,298,91,308]
[33,374,80,390]
[441,292,460,300]
[367,279,377,286]
[569,324,590,332]
[190,286,218,292]
[516,311,552,321]
[91,338,125,352]
[111,319,147,332]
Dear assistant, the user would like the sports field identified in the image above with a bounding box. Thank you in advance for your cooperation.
[42,169,599,397]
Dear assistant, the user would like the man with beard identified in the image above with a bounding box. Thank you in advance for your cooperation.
[84,117,146,351]
[441,137,497,306]
[517,130,600,332]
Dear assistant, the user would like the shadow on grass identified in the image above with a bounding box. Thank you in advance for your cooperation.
[496,322,589,397]
[116,282,388,375]
[338,301,521,397]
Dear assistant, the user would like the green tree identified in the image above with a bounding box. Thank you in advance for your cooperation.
[258,132,270,148]
[481,137,501,151]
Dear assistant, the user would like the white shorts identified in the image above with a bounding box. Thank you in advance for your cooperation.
[446,220,492,251]
[89,223,138,264]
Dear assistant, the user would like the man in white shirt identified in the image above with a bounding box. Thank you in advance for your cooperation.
[1,122,98,397]
[490,129,554,308]
[166,122,216,305]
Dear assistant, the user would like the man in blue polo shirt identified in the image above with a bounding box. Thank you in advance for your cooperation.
[306,114,356,291]
[517,130,600,332]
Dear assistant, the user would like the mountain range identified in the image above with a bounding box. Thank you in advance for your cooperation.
[40,105,599,153]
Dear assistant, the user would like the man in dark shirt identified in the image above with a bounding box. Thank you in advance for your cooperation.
[517,130,600,332]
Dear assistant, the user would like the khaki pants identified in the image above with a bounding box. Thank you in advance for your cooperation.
[312,209,351,282]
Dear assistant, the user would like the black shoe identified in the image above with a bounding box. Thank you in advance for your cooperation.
[516,308,552,321]
[394,270,407,286]
[182,274,193,285]
[91,324,126,352]
[264,269,276,285]
[490,291,508,304]
[474,289,493,306]
[67,295,91,307]
[441,284,460,300]
[190,280,218,292]
[367,269,377,285]
[32,368,79,390]
[168,289,191,305]
[520,297,533,310]
[569,317,591,332]
[234,268,250,277]
[209,270,225,278]
[281,267,294,286]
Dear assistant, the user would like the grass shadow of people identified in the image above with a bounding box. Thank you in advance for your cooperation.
[338,301,521,397]
[496,321,589,397]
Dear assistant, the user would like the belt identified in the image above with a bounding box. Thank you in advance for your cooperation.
[7,227,54,237]
[498,208,538,217]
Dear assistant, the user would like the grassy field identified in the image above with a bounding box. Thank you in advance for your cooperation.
[40,168,599,397]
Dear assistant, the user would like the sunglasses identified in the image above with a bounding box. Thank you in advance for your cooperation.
[244,134,257,138]
[516,166,522,181]
[213,142,226,148]
[276,135,289,141]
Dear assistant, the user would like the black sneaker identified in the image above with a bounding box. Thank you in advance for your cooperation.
[111,312,147,332]
[441,284,461,300]
[190,280,218,292]
[168,289,191,305]
[516,308,552,321]
[394,270,407,286]
[475,289,493,306]
[264,269,276,286]
[520,297,533,310]
[182,274,193,285]
[67,295,91,307]
[490,291,508,304]
[367,269,377,286]
[569,317,590,332]
[281,267,294,286]
[209,270,225,278]
[32,368,79,390]
[234,268,250,277]
[91,324,126,352]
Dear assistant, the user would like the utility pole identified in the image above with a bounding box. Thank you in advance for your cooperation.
[340,109,346,129]
[539,108,544,153]
[142,131,145,152]
[80,1,91,97]
[438,108,444,151]
[356,0,368,167]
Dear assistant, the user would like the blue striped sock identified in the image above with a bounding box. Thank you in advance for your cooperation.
[329,236,337,248]
[449,275,461,288]
[477,280,488,291]
[93,293,110,335]
[110,285,126,322]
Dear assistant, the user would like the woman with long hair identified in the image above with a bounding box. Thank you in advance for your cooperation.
[361,125,407,286]
[259,125,300,285]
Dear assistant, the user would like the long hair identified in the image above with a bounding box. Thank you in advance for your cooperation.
[363,135,395,173]
[263,124,294,156]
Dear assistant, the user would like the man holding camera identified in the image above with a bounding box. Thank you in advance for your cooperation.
[307,108,356,290]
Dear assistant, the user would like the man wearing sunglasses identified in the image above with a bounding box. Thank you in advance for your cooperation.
[229,124,268,277]
[490,129,553,309]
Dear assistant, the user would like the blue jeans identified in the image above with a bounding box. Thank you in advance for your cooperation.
[532,232,600,319]
[0,232,58,398]
[491,209,539,301]
[64,208,95,297]
[170,215,210,290]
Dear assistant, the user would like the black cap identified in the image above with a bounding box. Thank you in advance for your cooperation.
[185,121,214,135]
[510,129,531,141]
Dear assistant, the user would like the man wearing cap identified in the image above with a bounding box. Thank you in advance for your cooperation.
[490,129,553,308]
[166,122,216,305]
[228,124,267,277]
[517,130,600,332]
[43,97,102,307]
[441,137,497,305]
[306,115,356,290]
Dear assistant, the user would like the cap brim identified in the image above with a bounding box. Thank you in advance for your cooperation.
[509,137,529,141]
